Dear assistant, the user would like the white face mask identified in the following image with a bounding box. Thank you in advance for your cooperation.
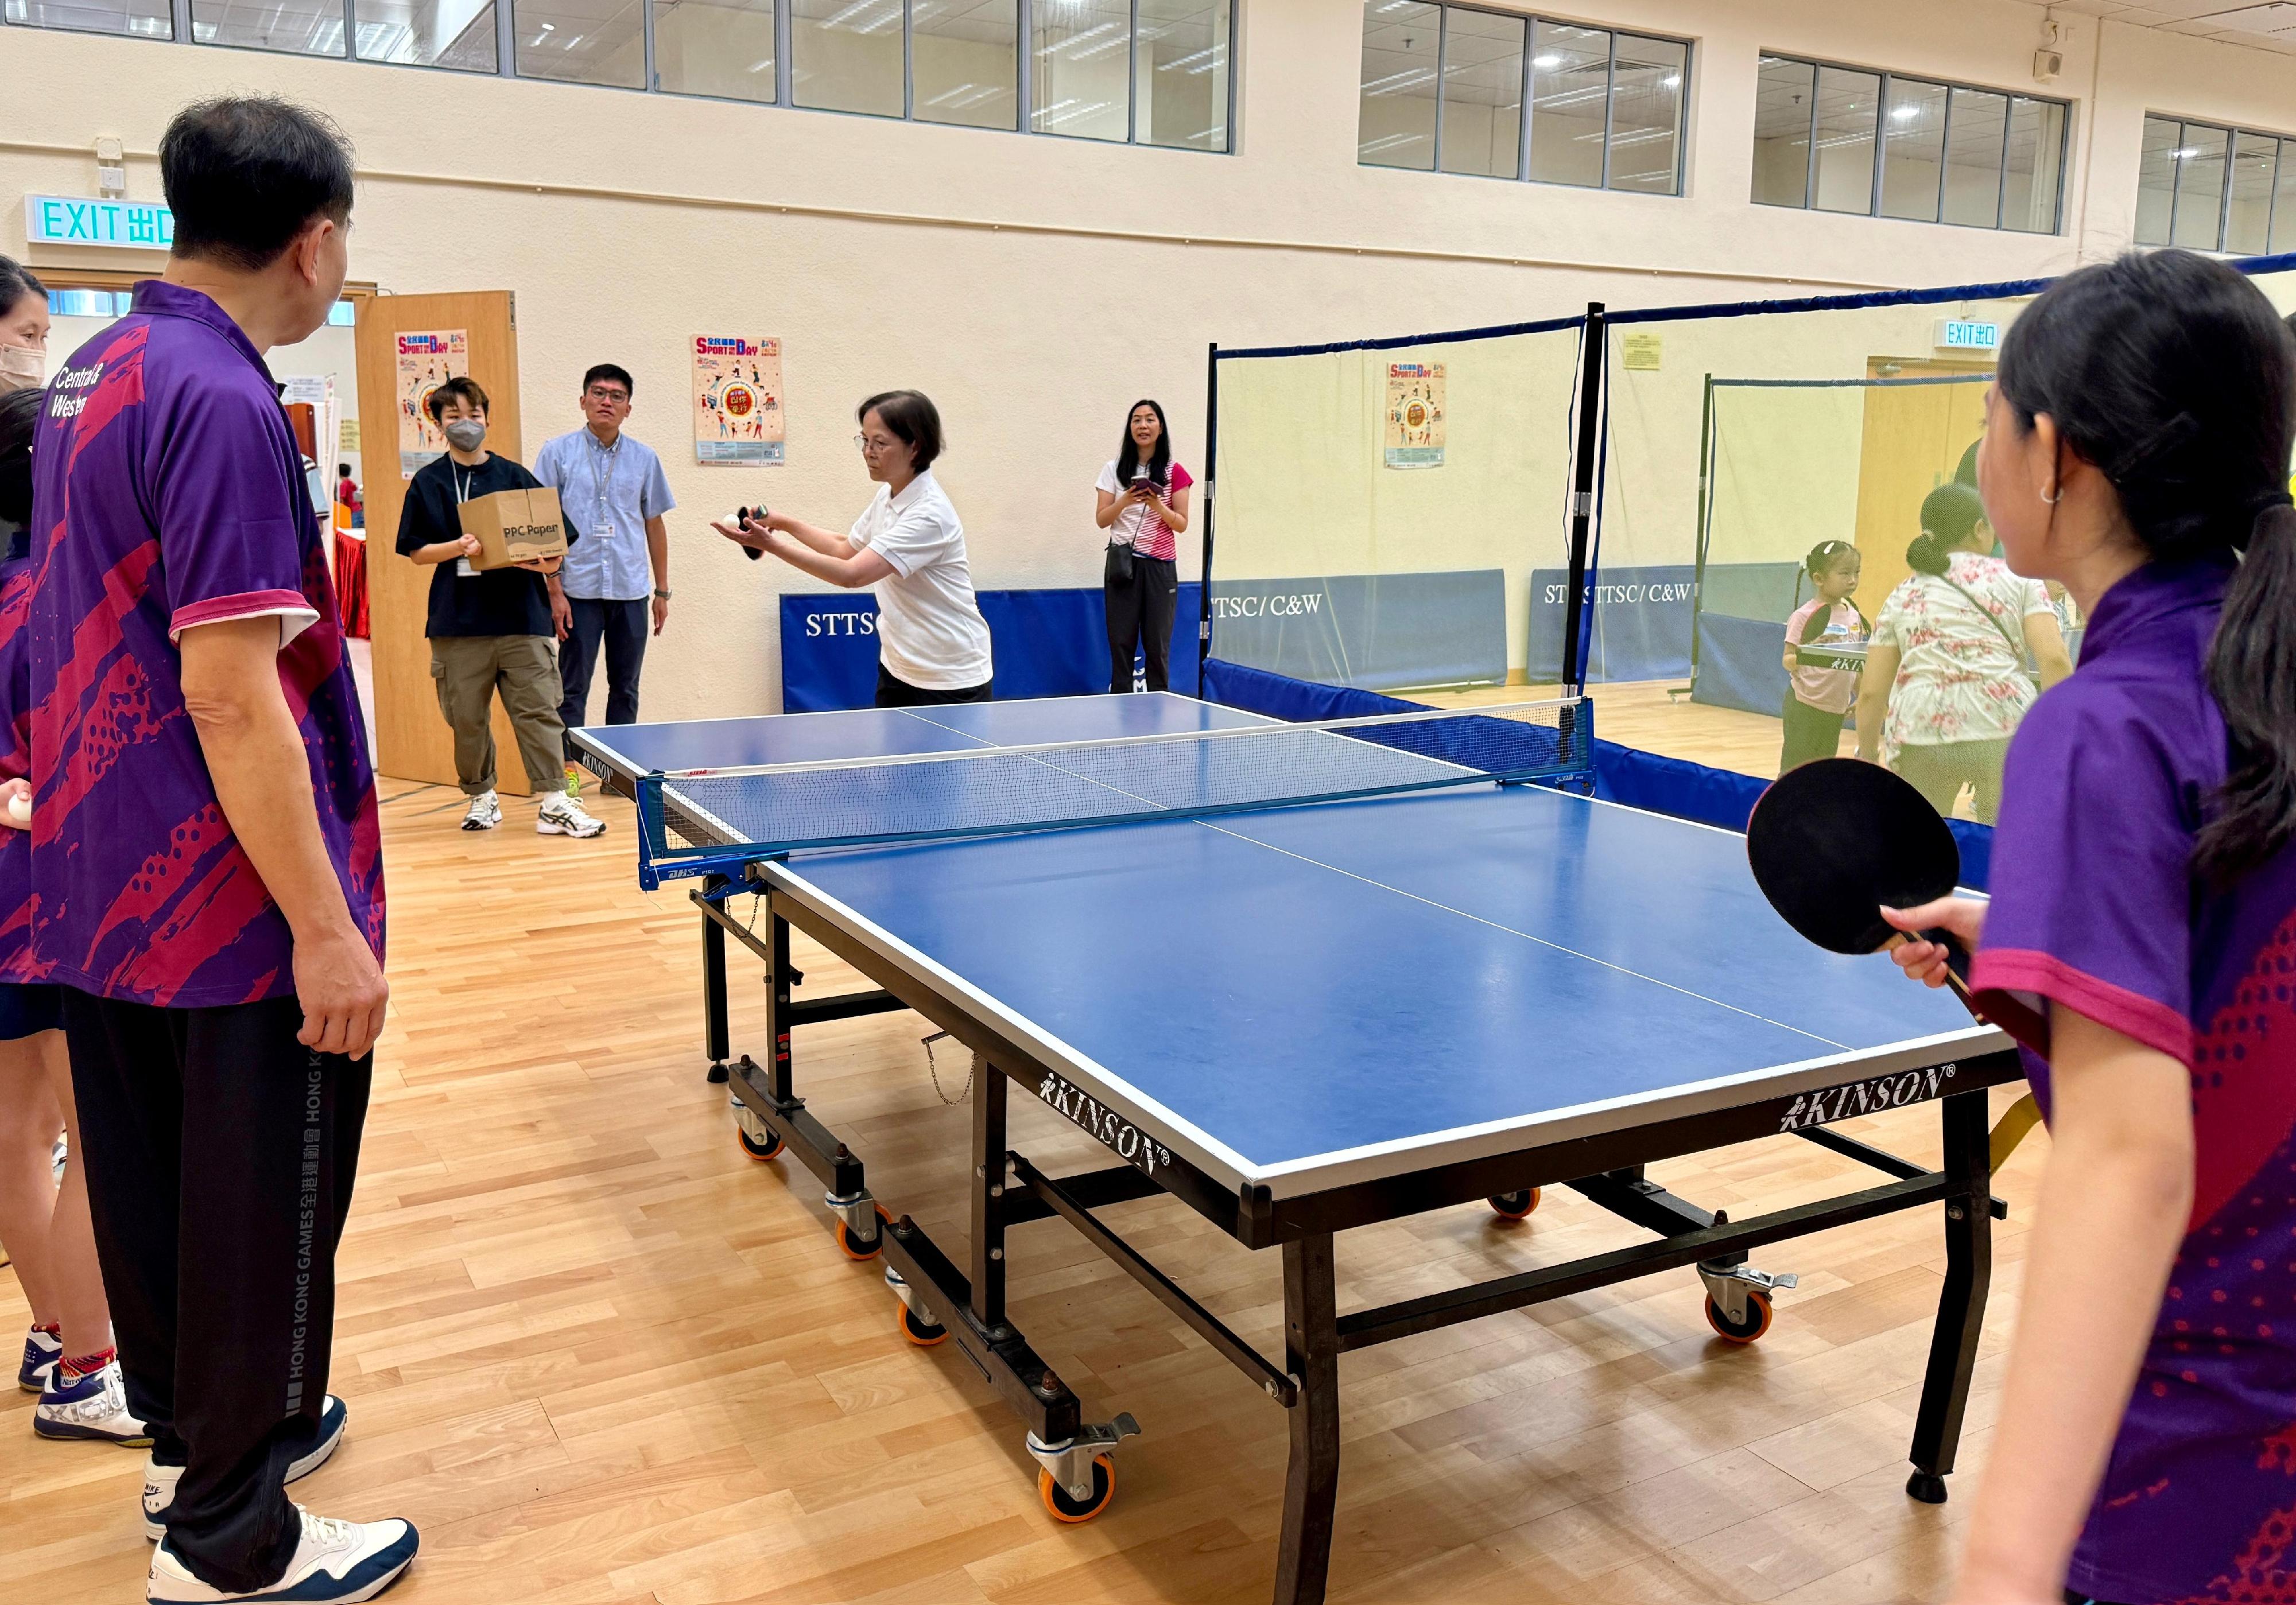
[0,345,42,391]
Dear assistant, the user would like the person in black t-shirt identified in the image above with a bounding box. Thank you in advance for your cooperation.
[396,376,604,838]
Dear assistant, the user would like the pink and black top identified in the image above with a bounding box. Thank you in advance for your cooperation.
[1095,460,1192,564]
[1972,553,2296,1604]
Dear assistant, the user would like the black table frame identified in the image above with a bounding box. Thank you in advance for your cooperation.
[687,871,2022,1605]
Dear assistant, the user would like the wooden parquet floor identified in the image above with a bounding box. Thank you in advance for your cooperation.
[0,777,2042,1604]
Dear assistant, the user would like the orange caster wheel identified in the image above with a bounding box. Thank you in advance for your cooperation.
[898,1305,948,1347]
[736,1123,784,1162]
[1039,1455,1115,1523]
[1488,1188,1541,1220]
[837,1205,891,1261]
[1704,1288,1773,1344]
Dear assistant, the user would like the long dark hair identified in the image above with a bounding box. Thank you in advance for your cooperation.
[0,386,41,527]
[1906,481,1987,576]
[1115,398,1170,491]
[0,256,46,323]
[1996,250,2296,886]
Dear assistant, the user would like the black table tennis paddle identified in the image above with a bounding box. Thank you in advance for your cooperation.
[735,507,765,559]
[1747,758,2050,1054]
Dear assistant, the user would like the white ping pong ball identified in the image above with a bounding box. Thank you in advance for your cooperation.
[6,794,29,826]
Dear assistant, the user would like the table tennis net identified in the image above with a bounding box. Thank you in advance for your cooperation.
[632,698,1592,885]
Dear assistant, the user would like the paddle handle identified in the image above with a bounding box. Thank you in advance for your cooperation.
[1883,929,2053,1056]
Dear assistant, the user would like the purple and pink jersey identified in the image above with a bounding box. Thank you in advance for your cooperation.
[1973,553,2296,1604]
[9,280,382,1007]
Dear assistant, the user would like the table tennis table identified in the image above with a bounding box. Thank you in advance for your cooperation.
[574,691,2021,1605]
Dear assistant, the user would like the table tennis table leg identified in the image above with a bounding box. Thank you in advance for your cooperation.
[1273,1233,1340,1605]
[1906,1088,1994,1503]
[701,874,731,1085]
[971,1058,1007,1331]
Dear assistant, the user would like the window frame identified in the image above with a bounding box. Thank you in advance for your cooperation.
[1358,1,1692,197]
[0,0,1237,153]
[2136,111,2293,255]
[1753,50,2071,235]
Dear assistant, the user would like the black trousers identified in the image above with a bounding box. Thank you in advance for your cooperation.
[875,664,993,708]
[62,991,372,1593]
[557,596,649,757]
[1778,692,1848,772]
[1104,557,1179,694]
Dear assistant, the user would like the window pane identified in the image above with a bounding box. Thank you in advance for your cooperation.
[653,0,773,100]
[2172,122,2230,250]
[1438,8,1523,179]
[2275,139,2296,255]
[1608,33,1683,195]
[356,0,498,70]
[192,0,345,54]
[1529,21,1608,188]
[1940,86,2007,228]
[1752,55,1815,208]
[1812,65,1879,215]
[1138,0,1229,151]
[3,0,172,35]
[792,0,902,115]
[1358,0,1439,170]
[2002,96,2065,234]
[1033,0,1130,141]
[2227,130,2278,256]
[913,0,1015,130]
[2134,114,2178,244]
[515,0,643,86]
[1878,76,1946,221]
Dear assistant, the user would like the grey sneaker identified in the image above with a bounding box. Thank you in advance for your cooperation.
[460,791,502,831]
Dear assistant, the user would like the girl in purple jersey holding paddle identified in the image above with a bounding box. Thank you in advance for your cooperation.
[1886,254,2296,1605]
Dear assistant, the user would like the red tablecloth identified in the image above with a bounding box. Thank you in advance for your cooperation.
[332,530,369,639]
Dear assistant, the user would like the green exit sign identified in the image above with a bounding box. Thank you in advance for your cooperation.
[24,194,175,251]
[1934,317,2001,353]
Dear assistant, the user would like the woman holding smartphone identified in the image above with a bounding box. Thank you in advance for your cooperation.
[719,390,993,706]
[1093,399,1191,694]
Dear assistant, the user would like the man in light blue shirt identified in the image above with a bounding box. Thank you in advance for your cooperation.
[534,363,676,772]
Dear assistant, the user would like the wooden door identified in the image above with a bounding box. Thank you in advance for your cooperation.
[1849,358,1993,621]
[351,293,539,792]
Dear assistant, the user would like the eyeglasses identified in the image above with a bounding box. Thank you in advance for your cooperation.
[854,433,896,454]
[585,387,630,404]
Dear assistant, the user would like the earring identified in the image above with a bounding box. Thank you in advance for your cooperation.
[2040,485,2064,505]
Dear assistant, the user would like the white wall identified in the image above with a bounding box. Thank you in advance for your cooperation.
[3,0,2292,716]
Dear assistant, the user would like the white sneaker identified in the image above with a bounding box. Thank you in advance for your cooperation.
[18,1324,60,1392]
[146,1396,348,1540]
[537,790,606,839]
[460,791,502,831]
[147,1506,418,1603]
[34,1358,150,1444]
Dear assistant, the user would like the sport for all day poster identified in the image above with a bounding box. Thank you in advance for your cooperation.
[692,336,785,465]
[395,330,467,477]
[1384,362,1445,469]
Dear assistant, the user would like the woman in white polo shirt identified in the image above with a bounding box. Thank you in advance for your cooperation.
[717,390,994,706]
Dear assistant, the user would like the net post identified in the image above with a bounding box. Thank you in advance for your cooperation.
[1687,371,1716,695]
[1197,340,1219,700]
[1560,304,1607,702]
[635,771,668,892]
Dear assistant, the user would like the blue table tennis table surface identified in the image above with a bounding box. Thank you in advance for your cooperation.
[575,694,2002,1201]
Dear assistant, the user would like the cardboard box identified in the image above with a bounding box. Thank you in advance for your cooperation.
[461,487,567,571]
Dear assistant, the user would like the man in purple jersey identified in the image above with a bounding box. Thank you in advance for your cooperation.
[21,99,416,1603]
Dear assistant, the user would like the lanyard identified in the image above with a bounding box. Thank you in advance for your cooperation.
[452,463,477,505]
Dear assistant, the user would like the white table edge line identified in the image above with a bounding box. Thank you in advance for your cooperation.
[1243,1024,2013,1196]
